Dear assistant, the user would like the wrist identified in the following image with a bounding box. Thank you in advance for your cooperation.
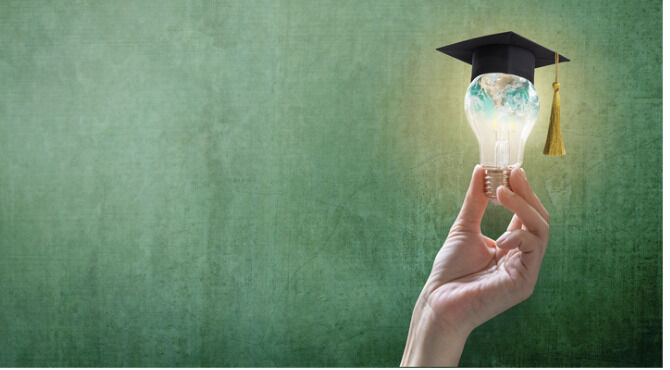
[401,294,472,367]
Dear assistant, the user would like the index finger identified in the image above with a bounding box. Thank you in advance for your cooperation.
[497,185,549,240]
[509,168,549,222]
[506,168,549,232]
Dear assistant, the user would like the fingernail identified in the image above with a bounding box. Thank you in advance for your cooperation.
[497,232,511,246]
[520,168,527,179]
[497,185,509,196]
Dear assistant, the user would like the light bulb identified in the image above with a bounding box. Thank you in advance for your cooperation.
[464,72,539,201]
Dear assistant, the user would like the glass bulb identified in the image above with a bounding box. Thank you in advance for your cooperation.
[464,72,539,200]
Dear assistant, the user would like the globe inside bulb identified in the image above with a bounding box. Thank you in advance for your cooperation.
[464,73,539,170]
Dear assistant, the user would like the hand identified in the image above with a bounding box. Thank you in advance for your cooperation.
[401,165,550,367]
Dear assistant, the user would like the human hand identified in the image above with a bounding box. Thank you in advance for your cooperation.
[401,165,550,367]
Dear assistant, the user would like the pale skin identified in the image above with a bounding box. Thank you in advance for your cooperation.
[401,165,550,367]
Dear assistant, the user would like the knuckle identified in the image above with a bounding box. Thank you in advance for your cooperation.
[540,220,550,237]
[448,221,463,235]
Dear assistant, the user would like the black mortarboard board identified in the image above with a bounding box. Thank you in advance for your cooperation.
[436,31,569,83]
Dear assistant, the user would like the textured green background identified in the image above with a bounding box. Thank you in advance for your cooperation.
[0,0,661,367]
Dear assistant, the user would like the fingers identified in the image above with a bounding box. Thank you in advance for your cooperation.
[496,229,546,281]
[452,165,488,233]
[506,168,549,232]
[508,168,549,222]
[496,229,543,253]
[506,215,522,232]
[497,185,549,240]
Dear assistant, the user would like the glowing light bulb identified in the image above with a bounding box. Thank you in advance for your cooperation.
[464,72,539,201]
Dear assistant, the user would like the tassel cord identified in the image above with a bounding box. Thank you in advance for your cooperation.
[543,51,566,156]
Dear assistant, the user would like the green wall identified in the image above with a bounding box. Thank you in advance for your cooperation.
[0,0,661,366]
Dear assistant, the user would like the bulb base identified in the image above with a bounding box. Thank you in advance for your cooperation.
[484,167,510,200]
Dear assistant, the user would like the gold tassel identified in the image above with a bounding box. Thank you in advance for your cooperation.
[543,52,566,156]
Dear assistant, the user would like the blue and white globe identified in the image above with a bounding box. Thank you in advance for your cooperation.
[464,73,540,169]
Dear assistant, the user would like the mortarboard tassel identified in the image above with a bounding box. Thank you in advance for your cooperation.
[543,52,566,156]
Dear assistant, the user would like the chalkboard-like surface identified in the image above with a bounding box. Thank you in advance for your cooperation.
[0,0,661,366]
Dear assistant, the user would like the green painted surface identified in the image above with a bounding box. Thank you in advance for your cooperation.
[0,0,661,366]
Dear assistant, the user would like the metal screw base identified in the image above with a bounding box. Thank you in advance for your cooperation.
[484,167,510,200]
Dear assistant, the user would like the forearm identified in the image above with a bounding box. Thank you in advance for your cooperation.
[401,296,471,367]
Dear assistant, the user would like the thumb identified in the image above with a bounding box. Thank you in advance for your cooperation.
[452,165,488,233]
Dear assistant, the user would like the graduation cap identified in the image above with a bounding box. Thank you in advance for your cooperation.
[437,31,570,156]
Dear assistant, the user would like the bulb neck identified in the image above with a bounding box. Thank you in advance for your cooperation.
[484,167,511,201]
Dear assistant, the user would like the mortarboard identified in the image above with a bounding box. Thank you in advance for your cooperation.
[437,31,570,156]
[436,31,569,83]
